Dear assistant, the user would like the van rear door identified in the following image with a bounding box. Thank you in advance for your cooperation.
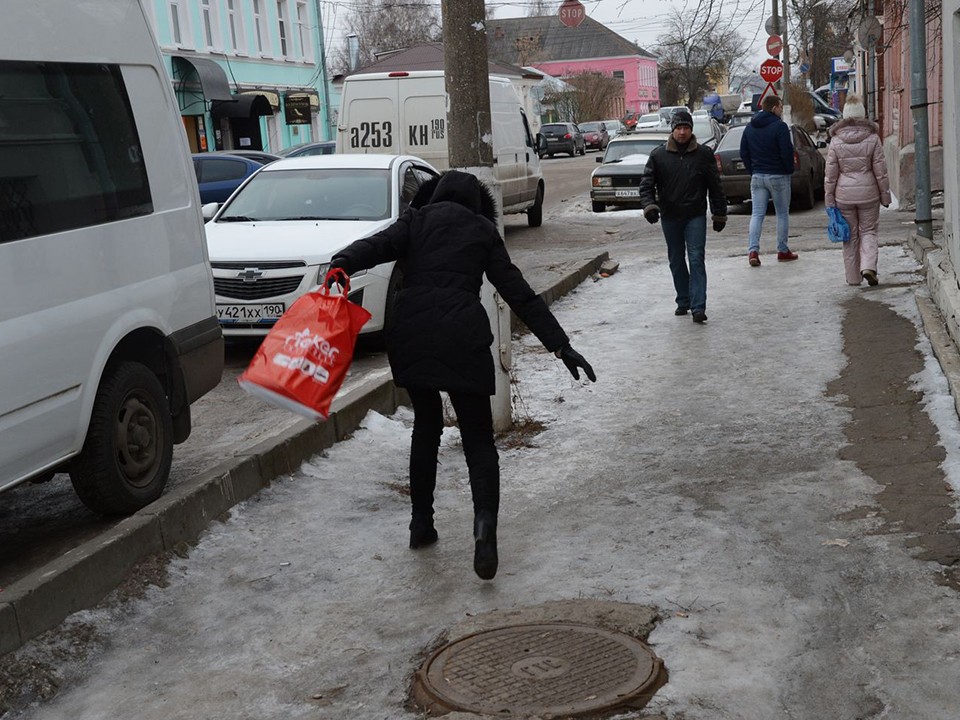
[338,75,448,170]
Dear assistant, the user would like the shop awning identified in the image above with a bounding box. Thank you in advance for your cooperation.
[211,93,275,119]
[171,56,233,102]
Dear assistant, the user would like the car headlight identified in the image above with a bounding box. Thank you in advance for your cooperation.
[592,176,612,188]
[315,263,330,285]
[318,263,368,285]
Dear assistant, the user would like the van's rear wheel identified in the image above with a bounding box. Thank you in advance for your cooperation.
[70,362,173,516]
[527,186,544,227]
[592,201,605,213]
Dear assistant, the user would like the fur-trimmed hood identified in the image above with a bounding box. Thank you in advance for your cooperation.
[410,170,498,223]
[829,117,879,142]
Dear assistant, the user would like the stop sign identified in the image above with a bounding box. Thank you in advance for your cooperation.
[558,0,586,27]
[766,35,783,56]
[759,58,784,83]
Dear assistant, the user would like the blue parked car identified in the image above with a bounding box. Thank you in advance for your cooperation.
[276,140,336,158]
[191,153,265,204]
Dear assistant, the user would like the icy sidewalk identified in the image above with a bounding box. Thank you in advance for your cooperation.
[12,243,960,720]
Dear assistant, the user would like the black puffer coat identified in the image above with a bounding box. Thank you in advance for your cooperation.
[331,171,568,396]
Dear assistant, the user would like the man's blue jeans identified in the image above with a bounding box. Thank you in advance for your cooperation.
[747,174,792,253]
[661,215,707,312]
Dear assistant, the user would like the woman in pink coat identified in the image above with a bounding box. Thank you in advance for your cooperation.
[824,94,892,286]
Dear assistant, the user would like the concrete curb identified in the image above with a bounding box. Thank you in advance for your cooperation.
[907,230,960,421]
[0,253,609,656]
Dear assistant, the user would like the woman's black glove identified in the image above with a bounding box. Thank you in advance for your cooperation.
[325,263,349,288]
[557,344,596,382]
[713,219,726,232]
[644,207,660,224]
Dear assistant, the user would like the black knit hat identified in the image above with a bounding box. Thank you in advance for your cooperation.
[671,109,694,130]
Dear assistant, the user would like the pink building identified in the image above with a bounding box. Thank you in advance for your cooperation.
[487,16,660,117]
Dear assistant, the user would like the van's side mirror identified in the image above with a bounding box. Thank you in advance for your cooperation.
[535,133,547,153]
[596,156,603,163]
[817,139,828,149]
[201,202,219,220]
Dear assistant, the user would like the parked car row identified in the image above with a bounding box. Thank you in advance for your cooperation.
[589,119,827,213]
[537,120,621,158]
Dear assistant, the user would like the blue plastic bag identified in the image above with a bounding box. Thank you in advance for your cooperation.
[827,206,850,243]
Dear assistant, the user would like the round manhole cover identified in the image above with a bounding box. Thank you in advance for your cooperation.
[412,623,665,717]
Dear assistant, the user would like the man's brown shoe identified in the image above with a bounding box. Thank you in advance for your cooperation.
[748,251,761,267]
[777,251,799,262]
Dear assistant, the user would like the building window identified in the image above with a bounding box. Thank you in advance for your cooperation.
[201,0,220,50]
[169,0,184,45]
[227,0,246,53]
[296,1,313,61]
[277,1,289,58]
[613,70,625,82]
[253,0,267,54]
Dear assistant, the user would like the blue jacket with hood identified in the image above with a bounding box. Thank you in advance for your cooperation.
[740,110,794,176]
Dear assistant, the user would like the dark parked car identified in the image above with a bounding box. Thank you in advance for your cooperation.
[191,153,265,204]
[578,121,610,152]
[539,122,585,157]
[727,111,755,128]
[207,149,282,165]
[693,117,724,150]
[276,140,337,158]
[713,124,827,209]
[590,130,671,212]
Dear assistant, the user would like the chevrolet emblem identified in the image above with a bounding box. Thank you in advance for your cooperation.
[238,268,264,283]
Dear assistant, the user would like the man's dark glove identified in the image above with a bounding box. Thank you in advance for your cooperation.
[713,218,726,232]
[557,344,596,382]
[325,264,349,289]
[644,207,660,224]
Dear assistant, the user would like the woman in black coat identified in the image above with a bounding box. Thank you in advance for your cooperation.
[329,170,595,580]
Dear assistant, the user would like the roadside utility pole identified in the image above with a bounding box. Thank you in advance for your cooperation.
[780,0,790,103]
[909,0,933,239]
[441,0,512,430]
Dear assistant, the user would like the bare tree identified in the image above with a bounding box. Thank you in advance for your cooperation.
[526,0,559,16]
[541,71,624,121]
[788,0,857,88]
[330,0,441,74]
[654,3,749,108]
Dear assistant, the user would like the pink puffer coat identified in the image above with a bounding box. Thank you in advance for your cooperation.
[825,118,891,207]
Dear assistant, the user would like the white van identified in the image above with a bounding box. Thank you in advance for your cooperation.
[337,71,546,226]
[0,0,224,515]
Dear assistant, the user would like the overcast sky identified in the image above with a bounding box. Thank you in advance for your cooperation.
[321,0,773,69]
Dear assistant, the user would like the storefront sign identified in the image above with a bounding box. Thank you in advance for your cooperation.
[284,96,312,125]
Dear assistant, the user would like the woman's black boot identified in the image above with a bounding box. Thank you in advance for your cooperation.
[409,515,438,549]
[473,511,498,580]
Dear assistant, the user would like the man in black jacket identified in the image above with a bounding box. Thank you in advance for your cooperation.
[328,170,595,580]
[639,110,727,323]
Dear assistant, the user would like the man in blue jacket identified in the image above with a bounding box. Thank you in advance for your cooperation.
[740,95,798,266]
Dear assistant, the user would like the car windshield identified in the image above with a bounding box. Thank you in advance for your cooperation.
[541,124,568,134]
[638,114,661,124]
[579,122,602,132]
[716,126,746,152]
[603,138,665,162]
[692,119,714,137]
[217,168,391,221]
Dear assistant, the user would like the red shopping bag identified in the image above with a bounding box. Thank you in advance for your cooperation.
[238,270,372,420]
